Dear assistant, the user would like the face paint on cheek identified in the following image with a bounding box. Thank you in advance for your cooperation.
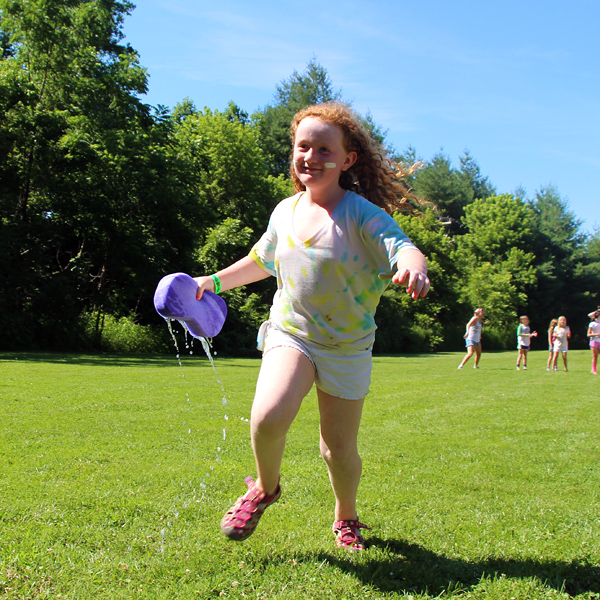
[324,163,337,168]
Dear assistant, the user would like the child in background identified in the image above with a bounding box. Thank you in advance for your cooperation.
[552,316,571,372]
[516,315,537,370]
[458,308,484,369]
[546,318,558,371]
[194,102,429,551]
[587,311,600,375]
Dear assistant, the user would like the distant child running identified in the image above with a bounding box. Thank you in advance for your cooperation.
[194,103,430,551]
[516,315,537,370]
[588,311,600,375]
[552,316,571,372]
[458,308,484,369]
[546,318,558,371]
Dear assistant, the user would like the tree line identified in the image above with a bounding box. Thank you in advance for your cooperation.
[1,0,598,354]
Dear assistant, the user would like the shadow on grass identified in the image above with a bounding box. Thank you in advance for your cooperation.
[315,537,600,597]
[0,352,260,369]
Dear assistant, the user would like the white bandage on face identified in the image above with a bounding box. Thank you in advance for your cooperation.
[324,163,337,168]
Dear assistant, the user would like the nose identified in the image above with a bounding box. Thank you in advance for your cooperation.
[304,147,316,162]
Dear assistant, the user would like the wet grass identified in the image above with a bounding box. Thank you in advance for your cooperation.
[1,348,599,599]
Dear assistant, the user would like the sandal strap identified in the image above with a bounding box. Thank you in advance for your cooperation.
[333,519,371,549]
[221,477,281,539]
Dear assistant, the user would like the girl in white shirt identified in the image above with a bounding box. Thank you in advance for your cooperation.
[552,316,571,372]
[587,311,600,375]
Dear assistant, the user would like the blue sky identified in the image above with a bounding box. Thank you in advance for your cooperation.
[123,0,599,233]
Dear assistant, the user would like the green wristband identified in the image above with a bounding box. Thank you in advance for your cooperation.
[210,274,222,295]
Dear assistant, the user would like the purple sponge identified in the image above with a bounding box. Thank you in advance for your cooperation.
[154,272,227,338]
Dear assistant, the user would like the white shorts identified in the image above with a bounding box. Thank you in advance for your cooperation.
[258,322,372,400]
[553,340,568,353]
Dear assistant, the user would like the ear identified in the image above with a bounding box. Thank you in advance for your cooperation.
[341,151,357,171]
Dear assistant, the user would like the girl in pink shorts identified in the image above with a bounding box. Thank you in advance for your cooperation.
[588,311,600,375]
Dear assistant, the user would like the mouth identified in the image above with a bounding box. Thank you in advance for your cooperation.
[296,163,321,175]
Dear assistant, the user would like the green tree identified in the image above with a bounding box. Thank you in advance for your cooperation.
[528,185,591,343]
[410,152,474,232]
[171,106,291,232]
[170,106,292,354]
[374,210,463,352]
[459,150,496,201]
[253,58,342,177]
[458,195,537,346]
[0,0,198,349]
[580,228,600,311]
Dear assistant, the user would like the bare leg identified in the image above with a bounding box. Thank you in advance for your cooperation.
[473,345,482,367]
[459,346,474,368]
[251,347,315,494]
[552,351,559,369]
[562,352,568,372]
[318,390,364,521]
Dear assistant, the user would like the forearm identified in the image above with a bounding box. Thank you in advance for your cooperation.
[195,255,271,298]
[215,256,271,292]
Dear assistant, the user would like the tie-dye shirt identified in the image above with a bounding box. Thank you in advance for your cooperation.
[249,191,417,350]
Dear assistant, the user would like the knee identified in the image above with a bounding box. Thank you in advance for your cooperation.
[251,408,288,441]
[320,439,360,468]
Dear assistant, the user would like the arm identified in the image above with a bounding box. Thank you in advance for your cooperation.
[464,316,476,338]
[194,255,271,299]
[392,248,430,299]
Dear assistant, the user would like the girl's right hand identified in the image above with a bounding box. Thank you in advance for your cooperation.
[193,276,216,300]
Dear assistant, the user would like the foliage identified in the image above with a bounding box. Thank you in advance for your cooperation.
[252,58,342,177]
[457,195,537,345]
[375,210,463,352]
[0,7,597,354]
[171,105,288,232]
[80,311,170,353]
[0,0,200,349]
[196,218,275,355]
[526,185,594,341]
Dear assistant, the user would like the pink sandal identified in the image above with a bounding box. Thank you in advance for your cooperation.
[220,476,281,541]
[333,518,371,551]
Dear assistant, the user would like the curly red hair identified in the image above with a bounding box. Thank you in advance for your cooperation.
[289,102,424,214]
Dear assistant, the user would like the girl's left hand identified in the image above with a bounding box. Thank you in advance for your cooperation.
[393,268,430,299]
[393,249,430,299]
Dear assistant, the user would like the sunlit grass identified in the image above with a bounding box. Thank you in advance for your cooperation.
[1,349,598,599]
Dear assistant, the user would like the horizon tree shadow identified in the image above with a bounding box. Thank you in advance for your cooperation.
[313,537,600,597]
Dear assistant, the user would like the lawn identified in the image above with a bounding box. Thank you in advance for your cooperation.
[1,346,599,599]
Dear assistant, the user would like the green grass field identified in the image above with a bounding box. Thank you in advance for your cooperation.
[1,347,599,599]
